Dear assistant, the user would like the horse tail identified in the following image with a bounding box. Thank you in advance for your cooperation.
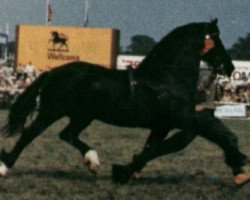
[3,72,49,137]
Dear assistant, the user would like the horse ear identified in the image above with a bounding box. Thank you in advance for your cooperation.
[211,18,218,25]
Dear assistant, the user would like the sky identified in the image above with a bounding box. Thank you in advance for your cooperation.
[0,0,249,49]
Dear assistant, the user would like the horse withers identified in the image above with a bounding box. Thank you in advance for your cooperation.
[0,19,249,185]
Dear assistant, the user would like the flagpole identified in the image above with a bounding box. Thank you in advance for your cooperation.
[84,0,89,27]
[45,0,49,26]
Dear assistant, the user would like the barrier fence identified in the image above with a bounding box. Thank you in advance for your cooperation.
[1,73,250,119]
[1,58,250,119]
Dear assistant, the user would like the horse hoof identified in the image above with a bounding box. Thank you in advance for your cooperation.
[234,161,250,185]
[112,164,131,184]
[0,161,8,176]
[234,173,250,185]
[133,171,143,180]
[83,150,100,174]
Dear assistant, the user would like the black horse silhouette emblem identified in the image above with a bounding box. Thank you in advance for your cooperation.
[49,31,69,52]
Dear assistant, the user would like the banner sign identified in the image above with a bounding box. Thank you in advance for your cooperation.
[117,55,145,70]
[214,104,246,118]
[117,56,250,85]
[16,25,119,71]
[217,61,250,85]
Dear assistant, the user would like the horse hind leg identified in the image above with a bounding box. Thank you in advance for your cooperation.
[0,114,57,176]
[59,118,100,174]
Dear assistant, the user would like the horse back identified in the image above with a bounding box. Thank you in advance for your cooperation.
[38,61,162,128]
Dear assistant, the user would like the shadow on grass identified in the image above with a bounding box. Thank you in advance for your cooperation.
[10,168,109,182]
[8,168,240,190]
[129,174,237,189]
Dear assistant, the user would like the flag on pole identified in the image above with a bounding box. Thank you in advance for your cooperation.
[47,3,52,24]
[46,0,53,25]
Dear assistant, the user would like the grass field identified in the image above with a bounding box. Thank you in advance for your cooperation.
[0,110,250,200]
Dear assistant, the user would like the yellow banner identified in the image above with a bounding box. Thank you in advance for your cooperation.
[16,25,119,71]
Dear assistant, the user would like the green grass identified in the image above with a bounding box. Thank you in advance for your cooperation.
[0,110,250,200]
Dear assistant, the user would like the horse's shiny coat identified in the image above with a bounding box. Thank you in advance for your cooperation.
[1,19,249,185]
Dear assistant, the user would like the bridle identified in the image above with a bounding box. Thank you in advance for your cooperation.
[200,34,217,56]
[200,32,227,75]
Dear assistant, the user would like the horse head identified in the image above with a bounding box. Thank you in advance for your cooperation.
[137,19,234,81]
[51,31,59,39]
[200,19,235,77]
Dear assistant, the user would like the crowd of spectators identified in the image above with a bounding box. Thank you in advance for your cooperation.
[215,79,250,104]
[0,62,38,106]
[1,62,250,107]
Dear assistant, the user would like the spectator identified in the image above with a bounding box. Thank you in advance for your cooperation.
[215,82,224,101]
[24,62,36,80]
[243,85,250,103]
[229,90,240,103]
[220,89,232,103]
[0,64,13,77]
[237,87,247,103]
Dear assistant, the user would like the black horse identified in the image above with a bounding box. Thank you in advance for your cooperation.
[49,31,69,51]
[0,19,249,185]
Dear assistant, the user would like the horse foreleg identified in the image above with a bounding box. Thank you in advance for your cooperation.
[58,43,63,50]
[196,110,250,185]
[112,109,203,184]
[0,114,56,176]
[112,130,197,184]
[132,128,169,179]
[144,128,169,149]
[59,118,100,174]
[58,43,68,51]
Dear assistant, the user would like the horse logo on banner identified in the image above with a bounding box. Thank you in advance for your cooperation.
[48,31,69,52]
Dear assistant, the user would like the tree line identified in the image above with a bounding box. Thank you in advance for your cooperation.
[4,32,250,60]
[120,33,250,60]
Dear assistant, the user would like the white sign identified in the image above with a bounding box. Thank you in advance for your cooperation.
[218,60,250,85]
[116,56,250,86]
[117,55,145,70]
[214,104,246,118]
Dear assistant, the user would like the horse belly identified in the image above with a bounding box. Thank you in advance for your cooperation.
[95,106,154,128]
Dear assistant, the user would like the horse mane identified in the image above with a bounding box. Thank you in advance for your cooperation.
[52,31,59,38]
[137,22,211,80]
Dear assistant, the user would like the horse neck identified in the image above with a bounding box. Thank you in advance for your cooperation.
[136,22,209,81]
[136,39,202,84]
